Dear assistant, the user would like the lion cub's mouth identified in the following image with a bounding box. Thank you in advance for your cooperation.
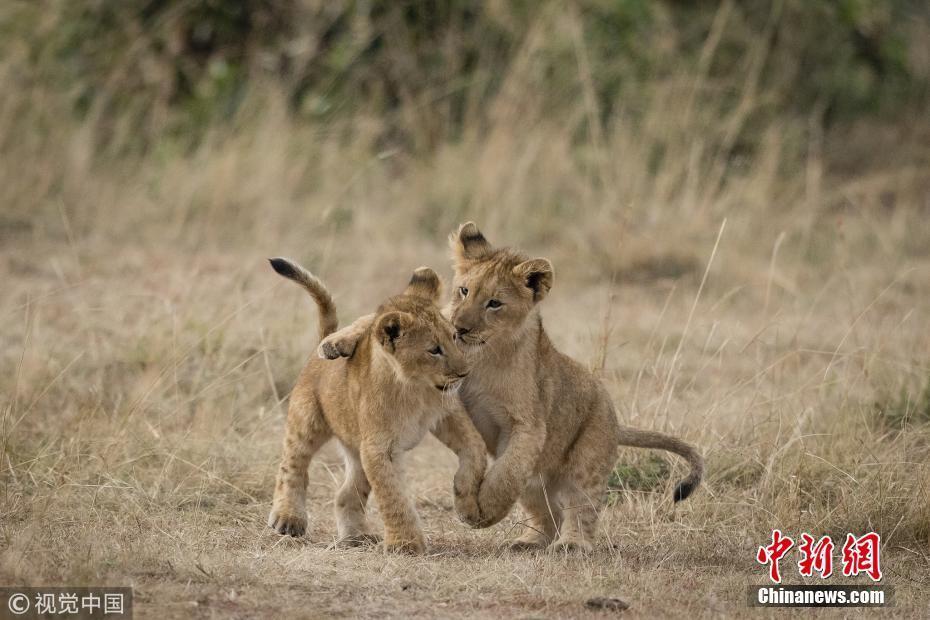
[454,334,487,347]
[435,379,464,392]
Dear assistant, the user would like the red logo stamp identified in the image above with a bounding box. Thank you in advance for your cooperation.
[798,534,835,578]
[757,531,881,583]
[756,529,794,583]
[841,533,882,582]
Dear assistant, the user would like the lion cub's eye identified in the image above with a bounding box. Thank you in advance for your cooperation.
[486,299,503,309]
[459,287,469,297]
[428,345,444,356]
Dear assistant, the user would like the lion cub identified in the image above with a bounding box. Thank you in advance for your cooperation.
[319,224,705,552]
[266,258,486,553]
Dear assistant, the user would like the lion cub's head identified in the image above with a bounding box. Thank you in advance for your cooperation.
[447,222,553,351]
[371,267,469,392]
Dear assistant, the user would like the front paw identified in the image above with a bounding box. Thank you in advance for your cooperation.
[475,480,514,528]
[453,488,484,528]
[383,533,426,554]
[335,532,382,548]
[550,536,593,554]
[452,467,486,527]
[268,508,307,537]
[317,336,354,359]
[509,535,549,551]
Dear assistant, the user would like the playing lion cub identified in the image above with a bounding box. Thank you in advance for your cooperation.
[266,258,486,553]
[320,224,704,552]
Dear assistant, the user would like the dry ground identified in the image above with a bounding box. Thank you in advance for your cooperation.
[1,61,930,613]
[2,201,930,618]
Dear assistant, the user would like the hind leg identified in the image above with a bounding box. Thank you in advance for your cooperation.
[510,476,562,550]
[268,398,331,537]
[551,419,616,553]
[334,445,380,547]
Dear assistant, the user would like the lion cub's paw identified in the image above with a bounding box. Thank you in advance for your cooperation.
[509,540,548,552]
[508,532,550,551]
[549,537,593,554]
[453,488,484,528]
[383,535,426,554]
[475,483,513,528]
[268,509,307,537]
[335,532,382,548]
[317,335,355,359]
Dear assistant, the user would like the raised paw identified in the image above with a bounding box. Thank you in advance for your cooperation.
[317,336,355,359]
[268,509,307,537]
[475,481,515,528]
[453,488,485,528]
[335,532,382,548]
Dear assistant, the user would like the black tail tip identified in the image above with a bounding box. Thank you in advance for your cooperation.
[673,480,696,502]
[269,257,297,279]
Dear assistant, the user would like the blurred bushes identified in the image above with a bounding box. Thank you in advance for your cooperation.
[2,0,928,153]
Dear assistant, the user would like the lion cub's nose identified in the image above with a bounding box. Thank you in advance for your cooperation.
[455,326,470,337]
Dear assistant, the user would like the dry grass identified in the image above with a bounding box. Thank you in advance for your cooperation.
[3,51,930,618]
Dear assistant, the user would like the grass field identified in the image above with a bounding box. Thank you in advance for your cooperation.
[2,72,930,618]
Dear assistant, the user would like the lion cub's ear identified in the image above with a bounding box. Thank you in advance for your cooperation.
[404,266,442,302]
[512,258,554,302]
[449,221,493,263]
[375,311,415,352]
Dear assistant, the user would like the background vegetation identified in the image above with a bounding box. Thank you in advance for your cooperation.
[2,1,929,617]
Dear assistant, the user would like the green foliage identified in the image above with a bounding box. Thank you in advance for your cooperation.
[2,0,928,151]
[607,454,671,501]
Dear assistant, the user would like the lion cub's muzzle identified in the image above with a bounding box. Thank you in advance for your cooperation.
[453,331,486,346]
[435,371,468,392]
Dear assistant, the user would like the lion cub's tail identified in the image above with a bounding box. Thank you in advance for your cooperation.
[616,426,704,502]
[268,258,338,340]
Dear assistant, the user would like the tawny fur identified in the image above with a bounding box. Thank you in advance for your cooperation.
[320,224,704,552]
[267,259,486,553]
